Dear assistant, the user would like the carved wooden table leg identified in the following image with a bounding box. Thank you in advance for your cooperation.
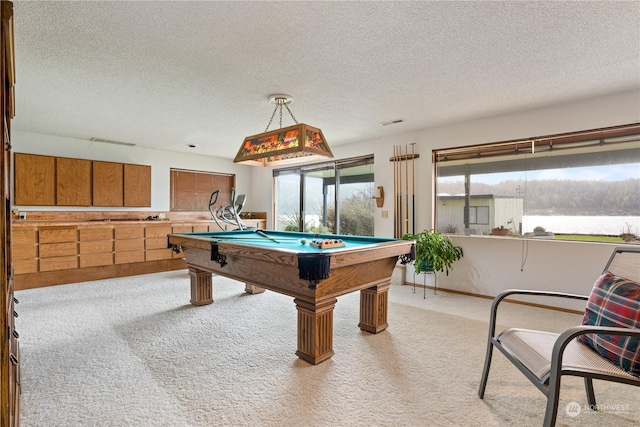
[188,266,213,306]
[294,297,338,364]
[358,280,391,333]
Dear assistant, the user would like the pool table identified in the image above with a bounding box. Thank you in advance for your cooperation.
[167,229,414,364]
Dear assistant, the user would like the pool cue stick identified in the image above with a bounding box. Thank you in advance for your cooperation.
[393,145,398,237]
[256,229,281,244]
[411,142,416,235]
[397,145,403,237]
[214,237,299,241]
[404,144,409,235]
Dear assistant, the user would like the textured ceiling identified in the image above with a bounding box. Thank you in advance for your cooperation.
[11,1,640,159]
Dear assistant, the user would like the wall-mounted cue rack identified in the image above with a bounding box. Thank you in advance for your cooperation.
[390,144,419,238]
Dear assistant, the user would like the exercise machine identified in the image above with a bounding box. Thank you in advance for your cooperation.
[209,188,253,230]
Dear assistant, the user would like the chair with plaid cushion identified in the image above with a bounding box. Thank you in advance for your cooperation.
[478,246,640,427]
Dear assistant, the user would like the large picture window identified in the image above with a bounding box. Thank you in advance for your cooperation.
[273,156,375,236]
[434,123,640,243]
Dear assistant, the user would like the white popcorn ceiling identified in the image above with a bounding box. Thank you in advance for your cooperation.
[10,1,640,158]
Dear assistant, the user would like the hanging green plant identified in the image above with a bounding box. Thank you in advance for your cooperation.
[402,229,463,275]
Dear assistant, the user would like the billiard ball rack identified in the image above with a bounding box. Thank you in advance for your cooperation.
[309,239,346,249]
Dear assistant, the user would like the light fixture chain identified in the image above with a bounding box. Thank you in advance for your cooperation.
[284,102,299,124]
[264,104,279,132]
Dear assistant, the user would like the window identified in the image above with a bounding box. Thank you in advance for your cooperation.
[273,156,375,235]
[469,206,489,225]
[434,123,640,243]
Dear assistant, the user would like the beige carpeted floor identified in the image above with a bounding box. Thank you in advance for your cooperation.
[15,270,640,426]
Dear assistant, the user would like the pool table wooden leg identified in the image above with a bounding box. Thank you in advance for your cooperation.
[188,266,213,306]
[358,280,391,333]
[294,297,337,364]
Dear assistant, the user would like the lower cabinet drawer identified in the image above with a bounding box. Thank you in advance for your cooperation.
[79,252,114,268]
[146,237,168,250]
[114,238,144,252]
[79,240,114,255]
[115,251,145,264]
[14,258,38,274]
[12,243,37,259]
[39,242,77,258]
[145,249,173,261]
[39,256,78,271]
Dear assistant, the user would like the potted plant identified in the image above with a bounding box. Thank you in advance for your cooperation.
[402,229,463,275]
[491,225,510,236]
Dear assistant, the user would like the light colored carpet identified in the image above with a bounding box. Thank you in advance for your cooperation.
[15,270,640,427]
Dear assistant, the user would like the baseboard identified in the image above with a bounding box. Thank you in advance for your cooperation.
[402,282,584,315]
[14,259,187,290]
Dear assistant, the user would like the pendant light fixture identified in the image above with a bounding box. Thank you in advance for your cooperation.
[233,95,333,167]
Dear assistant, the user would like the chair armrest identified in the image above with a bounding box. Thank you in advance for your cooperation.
[486,290,589,340]
[549,325,640,378]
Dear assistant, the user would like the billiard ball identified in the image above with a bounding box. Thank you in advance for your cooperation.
[300,238,307,245]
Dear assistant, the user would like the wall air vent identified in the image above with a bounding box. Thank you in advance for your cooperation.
[380,119,405,126]
[89,137,136,147]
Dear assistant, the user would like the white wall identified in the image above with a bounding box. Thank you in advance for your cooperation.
[12,131,255,212]
[431,236,620,311]
[330,89,640,238]
[12,89,639,306]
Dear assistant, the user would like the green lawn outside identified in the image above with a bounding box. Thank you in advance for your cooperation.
[554,234,625,243]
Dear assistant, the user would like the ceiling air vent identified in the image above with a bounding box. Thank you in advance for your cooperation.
[89,137,136,147]
[380,119,405,126]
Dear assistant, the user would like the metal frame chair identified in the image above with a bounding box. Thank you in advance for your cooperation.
[478,246,640,427]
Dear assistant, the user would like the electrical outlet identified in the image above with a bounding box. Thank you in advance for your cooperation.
[381,210,389,219]
[158,213,166,220]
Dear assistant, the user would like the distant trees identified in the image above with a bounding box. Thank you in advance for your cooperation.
[438,178,639,216]
[325,188,374,236]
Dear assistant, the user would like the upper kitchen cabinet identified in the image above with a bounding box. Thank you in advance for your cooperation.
[14,153,151,207]
[56,157,92,206]
[123,164,151,207]
[14,153,56,205]
[93,161,124,207]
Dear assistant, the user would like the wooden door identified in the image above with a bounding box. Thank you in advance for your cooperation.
[2,2,19,425]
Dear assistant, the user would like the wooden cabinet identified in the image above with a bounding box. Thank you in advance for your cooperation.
[93,161,123,207]
[78,227,113,268]
[56,157,92,206]
[114,225,144,264]
[11,220,226,290]
[12,228,37,274]
[145,224,172,260]
[13,153,55,205]
[38,226,78,271]
[14,155,151,207]
[124,164,151,207]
